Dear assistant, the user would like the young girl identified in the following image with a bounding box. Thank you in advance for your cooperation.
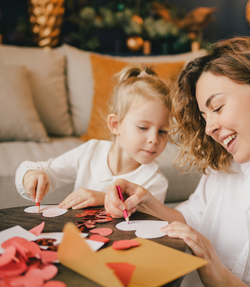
[105,37,250,287]
[15,64,171,210]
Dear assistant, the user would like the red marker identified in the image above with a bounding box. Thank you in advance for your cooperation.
[116,185,129,224]
[36,202,40,212]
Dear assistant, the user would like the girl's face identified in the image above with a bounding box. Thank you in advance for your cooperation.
[117,99,169,166]
[196,72,250,164]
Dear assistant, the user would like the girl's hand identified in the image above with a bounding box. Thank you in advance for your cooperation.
[58,189,105,209]
[23,170,50,203]
[105,179,149,218]
[161,222,248,287]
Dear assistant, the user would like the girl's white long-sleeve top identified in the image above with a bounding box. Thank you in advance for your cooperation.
[15,139,168,204]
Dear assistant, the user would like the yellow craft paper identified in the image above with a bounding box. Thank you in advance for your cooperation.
[58,222,207,287]
[57,222,123,287]
[99,238,207,287]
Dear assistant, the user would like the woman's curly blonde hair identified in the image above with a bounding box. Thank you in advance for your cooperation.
[171,36,250,174]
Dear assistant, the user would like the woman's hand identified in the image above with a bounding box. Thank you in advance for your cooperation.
[105,179,150,219]
[58,189,105,209]
[161,222,248,287]
[23,170,50,203]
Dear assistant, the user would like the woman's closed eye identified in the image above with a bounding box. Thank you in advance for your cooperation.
[213,106,223,113]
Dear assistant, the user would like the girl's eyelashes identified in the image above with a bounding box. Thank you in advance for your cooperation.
[159,130,168,135]
[138,126,168,134]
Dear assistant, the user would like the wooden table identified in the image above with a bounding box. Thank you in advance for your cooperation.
[0,206,186,287]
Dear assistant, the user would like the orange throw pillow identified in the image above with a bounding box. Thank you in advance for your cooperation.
[80,54,184,141]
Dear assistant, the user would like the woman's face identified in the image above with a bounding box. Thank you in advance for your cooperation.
[196,72,250,164]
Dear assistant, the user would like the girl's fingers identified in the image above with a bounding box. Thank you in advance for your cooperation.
[43,182,50,198]
[72,199,94,209]
[35,175,48,203]
[26,179,38,202]
[58,190,81,207]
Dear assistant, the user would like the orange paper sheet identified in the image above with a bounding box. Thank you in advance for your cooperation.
[58,222,207,287]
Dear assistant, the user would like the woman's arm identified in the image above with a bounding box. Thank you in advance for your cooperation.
[161,222,248,287]
[105,178,185,223]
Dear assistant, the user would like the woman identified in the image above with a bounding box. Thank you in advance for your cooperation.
[105,37,250,287]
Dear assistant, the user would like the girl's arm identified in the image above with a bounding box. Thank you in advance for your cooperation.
[105,179,185,223]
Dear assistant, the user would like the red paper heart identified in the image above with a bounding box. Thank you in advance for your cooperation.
[40,250,58,265]
[88,235,110,243]
[0,254,27,278]
[112,240,140,250]
[89,228,113,236]
[22,241,41,259]
[26,264,58,281]
[7,271,44,287]
[43,281,67,287]
[29,221,45,236]
[0,246,16,267]
[1,237,28,249]
[106,262,136,287]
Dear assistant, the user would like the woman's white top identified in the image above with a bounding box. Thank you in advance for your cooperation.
[15,139,168,204]
[176,160,250,286]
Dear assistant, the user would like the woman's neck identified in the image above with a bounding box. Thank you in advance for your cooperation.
[108,142,141,176]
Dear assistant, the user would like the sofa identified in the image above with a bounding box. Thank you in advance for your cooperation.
[0,43,205,210]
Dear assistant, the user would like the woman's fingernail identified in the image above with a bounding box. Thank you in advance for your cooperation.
[119,205,125,211]
[126,202,132,209]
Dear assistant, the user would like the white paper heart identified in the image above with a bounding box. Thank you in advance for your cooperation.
[116,220,168,239]
[24,205,68,217]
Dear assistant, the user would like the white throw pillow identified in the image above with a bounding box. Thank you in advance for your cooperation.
[0,65,50,142]
[0,45,73,136]
[61,44,206,136]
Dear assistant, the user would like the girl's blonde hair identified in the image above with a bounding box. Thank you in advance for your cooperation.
[172,36,250,174]
[109,64,171,124]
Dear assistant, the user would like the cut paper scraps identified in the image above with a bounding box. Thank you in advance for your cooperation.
[35,232,103,253]
[58,223,124,287]
[0,226,37,254]
[112,240,140,250]
[116,220,169,239]
[0,235,63,287]
[24,205,68,217]
[89,228,113,236]
[58,222,208,287]
[75,208,113,232]
[106,262,136,287]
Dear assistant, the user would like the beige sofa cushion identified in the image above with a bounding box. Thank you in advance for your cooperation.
[0,45,73,136]
[0,65,50,142]
[62,44,206,136]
